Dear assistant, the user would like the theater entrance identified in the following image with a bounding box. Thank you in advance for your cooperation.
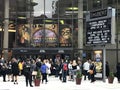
[12,48,73,62]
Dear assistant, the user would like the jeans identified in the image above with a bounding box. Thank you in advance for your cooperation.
[62,70,67,82]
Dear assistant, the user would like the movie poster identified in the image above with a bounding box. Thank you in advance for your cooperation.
[32,24,58,47]
[17,24,31,47]
[94,50,102,73]
[17,24,58,47]
[59,26,72,47]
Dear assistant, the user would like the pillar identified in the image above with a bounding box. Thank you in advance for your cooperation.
[78,0,83,57]
[3,0,9,60]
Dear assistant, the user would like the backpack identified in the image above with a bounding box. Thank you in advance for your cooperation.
[63,63,68,71]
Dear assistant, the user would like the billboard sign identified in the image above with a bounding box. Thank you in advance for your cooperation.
[86,7,115,46]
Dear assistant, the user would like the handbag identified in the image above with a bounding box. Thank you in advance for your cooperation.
[89,70,93,75]
[32,71,37,75]
[46,68,50,74]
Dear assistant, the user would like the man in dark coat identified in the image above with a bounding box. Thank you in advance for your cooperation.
[1,63,7,82]
[116,62,120,83]
[89,61,96,83]
[23,59,33,87]
[106,61,110,78]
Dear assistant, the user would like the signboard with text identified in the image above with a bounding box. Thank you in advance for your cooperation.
[86,18,111,45]
[86,7,115,46]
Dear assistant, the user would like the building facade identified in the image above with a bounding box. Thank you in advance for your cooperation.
[0,0,120,71]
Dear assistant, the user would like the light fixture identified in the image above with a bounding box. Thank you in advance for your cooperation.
[18,17,26,19]
[44,20,53,23]
[60,20,64,24]
[66,7,78,11]
[0,28,16,32]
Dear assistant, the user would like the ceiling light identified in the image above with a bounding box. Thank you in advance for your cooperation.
[66,7,78,11]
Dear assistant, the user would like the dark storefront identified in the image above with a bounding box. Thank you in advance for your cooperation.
[0,0,120,69]
[12,48,73,62]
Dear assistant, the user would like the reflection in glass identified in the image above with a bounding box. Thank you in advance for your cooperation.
[33,0,58,18]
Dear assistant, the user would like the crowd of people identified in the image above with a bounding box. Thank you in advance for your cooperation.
[0,57,120,87]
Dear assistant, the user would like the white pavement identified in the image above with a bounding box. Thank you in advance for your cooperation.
[0,75,120,90]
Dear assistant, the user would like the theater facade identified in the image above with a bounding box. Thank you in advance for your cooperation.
[0,0,120,68]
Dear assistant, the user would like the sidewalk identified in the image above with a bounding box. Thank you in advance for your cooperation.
[0,75,120,90]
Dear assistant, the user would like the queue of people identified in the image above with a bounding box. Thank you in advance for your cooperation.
[54,58,96,83]
[0,56,120,87]
[0,58,19,84]
[0,57,54,87]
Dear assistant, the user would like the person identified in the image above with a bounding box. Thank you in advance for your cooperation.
[68,60,73,81]
[106,61,110,78]
[71,60,77,81]
[45,59,51,77]
[54,61,60,77]
[1,63,7,82]
[36,58,41,71]
[0,58,6,76]
[89,61,96,83]
[83,59,90,80]
[77,60,82,73]
[18,60,23,76]
[31,59,37,80]
[0,62,2,76]
[11,58,19,84]
[62,59,68,82]
[7,60,12,81]
[58,59,64,81]
[116,62,120,83]
[40,60,48,84]
[23,59,33,87]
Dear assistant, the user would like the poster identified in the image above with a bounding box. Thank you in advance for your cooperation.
[17,24,58,47]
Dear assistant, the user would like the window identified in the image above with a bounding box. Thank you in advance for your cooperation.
[93,0,102,8]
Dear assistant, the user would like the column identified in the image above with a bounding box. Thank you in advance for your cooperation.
[3,0,9,60]
[78,0,83,57]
